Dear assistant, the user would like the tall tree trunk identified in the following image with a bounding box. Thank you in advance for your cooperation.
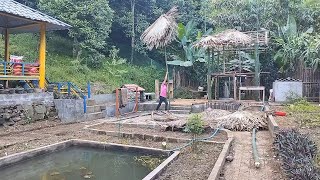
[130,0,135,64]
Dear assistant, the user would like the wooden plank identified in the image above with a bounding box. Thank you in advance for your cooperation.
[155,80,159,100]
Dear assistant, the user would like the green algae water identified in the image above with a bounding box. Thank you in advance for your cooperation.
[0,147,158,180]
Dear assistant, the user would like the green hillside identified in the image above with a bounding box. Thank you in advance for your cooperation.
[0,33,163,93]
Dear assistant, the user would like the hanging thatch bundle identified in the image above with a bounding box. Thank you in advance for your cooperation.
[140,6,179,50]
[215,110,267,131]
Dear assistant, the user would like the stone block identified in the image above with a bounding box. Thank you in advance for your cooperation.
[34,113,45,121]
[34,105,47,114]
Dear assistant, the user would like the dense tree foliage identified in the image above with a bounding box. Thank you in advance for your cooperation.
[12,0,320,87]
[39,0,114,62]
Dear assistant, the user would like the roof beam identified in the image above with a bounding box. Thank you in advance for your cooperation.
[8,22,39,30]
[0,12,38,23]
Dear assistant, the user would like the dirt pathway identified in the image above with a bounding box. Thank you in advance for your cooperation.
[223,131,285,180]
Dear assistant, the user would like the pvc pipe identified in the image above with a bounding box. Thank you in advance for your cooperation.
[252,128,261,168]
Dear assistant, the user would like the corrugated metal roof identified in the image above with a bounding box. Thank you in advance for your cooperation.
[0,0,71,34]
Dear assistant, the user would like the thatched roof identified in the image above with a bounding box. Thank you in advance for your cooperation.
[193,35,222,49]
[194,29,253,50]
[215,29,252,46]
[140,6,178,50]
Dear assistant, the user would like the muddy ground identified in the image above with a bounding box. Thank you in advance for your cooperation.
[0,119,224,180]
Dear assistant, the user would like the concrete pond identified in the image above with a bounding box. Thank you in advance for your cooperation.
[0,140,179,180]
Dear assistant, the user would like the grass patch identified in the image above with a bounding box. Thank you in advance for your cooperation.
[285,99,320,127]
[0,33,164,93]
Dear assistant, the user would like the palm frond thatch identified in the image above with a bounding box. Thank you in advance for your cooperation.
[194,29,253,50]
[193,35,223,49]
[140,6,179,50]
[215,29,253,46]
[215,111,267,131]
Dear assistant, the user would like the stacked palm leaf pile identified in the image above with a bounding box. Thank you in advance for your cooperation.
[201,108,231,127]
[215,110,267,131]
[202,108,267,131]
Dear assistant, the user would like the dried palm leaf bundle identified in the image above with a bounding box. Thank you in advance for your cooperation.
[140,6,178,50]
[201,108,232,127]
[215,110,267,131]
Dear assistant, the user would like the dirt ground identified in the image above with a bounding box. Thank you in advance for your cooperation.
[157,143,223,180]
[89,123,228,142]
[222,131,285,180]
[0,119,224,180]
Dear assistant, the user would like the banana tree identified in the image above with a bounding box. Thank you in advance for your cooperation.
[167,20,212,67]
[229,51,255,72]
[274,15,314,75]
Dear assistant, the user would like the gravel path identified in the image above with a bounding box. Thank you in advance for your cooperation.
[223,131,285,180]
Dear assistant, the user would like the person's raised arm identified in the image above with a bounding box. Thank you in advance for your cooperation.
[163,71,168,84]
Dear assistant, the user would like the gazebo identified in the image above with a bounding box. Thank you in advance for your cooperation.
[194,29,269,100]
[0,0,70,89]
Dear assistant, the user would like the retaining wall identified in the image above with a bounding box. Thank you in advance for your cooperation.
[0,92,54,106]
[91,94,116,105]
[54,99,84,123]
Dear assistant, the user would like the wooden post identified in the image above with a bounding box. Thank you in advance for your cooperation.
[4,29,9,88]
[155,80,159,100]
[135,86,138,112]
[214,77,217,100]
[4,29,9,61]
[39,23,46,89]
[115,89,120,118]
[233,73,237,100]
[169,79,174,99]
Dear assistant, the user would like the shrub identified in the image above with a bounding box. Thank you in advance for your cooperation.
[274,129,320,180]
[184,114,205,137]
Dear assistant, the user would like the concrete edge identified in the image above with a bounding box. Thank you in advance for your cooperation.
[85,128,226,145]
[0,140,73,168]
[207,129,234,180]
[71,139,171,155]
[143,151,180,180]
[264,106,279,138]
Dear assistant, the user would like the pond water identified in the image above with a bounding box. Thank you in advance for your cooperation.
[0,147,158,180]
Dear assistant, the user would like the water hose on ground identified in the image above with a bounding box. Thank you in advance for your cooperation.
[252,128,261,168]
[169,127,220,152]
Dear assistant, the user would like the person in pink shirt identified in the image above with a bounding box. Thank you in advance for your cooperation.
[156,72,168,111]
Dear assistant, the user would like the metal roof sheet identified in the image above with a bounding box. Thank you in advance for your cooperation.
[0,0,71,34]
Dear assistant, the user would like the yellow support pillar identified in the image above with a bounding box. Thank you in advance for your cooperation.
[4,29,9,61]
[39,23,46,89]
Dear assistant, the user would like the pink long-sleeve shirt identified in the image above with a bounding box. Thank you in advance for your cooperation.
[160,82,167,98]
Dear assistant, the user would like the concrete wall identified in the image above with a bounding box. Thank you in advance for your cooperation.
[91,94,116,105]
[273,81,303,102]
[54,99,84,123]
[0,92,54,106]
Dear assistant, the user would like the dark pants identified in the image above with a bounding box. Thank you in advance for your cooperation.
[156,96,168,110]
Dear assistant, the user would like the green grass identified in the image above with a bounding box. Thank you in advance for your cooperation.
[0,33,164,93]
[286,99,320,127]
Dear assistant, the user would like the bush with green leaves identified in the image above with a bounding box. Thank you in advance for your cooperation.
[184,114,205,137]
